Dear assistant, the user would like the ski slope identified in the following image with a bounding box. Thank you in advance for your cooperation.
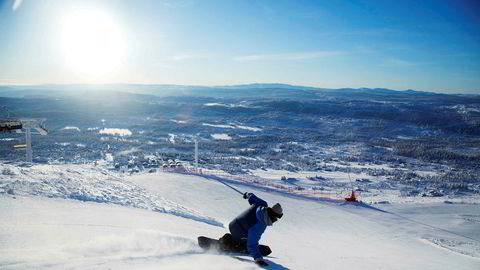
[1,164,479,269]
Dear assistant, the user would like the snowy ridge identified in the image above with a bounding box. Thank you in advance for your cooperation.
[0,163,222,227]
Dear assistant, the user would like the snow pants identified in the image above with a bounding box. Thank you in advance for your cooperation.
[228,220,247,246]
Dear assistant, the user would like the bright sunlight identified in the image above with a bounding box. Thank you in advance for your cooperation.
[59,8,125,76]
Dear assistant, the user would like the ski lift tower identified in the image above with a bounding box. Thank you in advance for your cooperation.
[0,118,48,163]
[194,138,198,173]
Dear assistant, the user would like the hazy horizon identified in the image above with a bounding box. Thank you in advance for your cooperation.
[1,82,478,96]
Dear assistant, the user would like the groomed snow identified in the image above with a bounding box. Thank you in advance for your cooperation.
[1,164,479,269]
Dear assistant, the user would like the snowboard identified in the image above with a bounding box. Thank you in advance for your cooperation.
[198,236,272,256]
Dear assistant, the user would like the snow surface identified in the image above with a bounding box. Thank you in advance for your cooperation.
[171,119,188,124]
[1,163,479,269]
[203,103,250,109]
[0,164,221,227]
[211,133,233,140]
[169,134,176,144]
[98,128,132,136]
[202,123,262,132]
[61,126,81,131]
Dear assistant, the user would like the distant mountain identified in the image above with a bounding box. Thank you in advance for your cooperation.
[0,84,478,103]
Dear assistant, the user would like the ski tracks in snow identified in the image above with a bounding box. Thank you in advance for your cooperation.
[422,237,480,259]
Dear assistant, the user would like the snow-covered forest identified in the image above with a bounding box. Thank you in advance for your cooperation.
[1,85,479,269]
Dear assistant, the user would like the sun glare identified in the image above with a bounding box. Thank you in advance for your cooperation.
[60,9,125,76]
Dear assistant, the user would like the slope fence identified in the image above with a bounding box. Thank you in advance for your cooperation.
[166,165,353,202]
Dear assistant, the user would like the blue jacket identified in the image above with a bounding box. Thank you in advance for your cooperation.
[228,193,268,260]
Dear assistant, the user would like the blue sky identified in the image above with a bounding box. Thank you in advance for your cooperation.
[0,0,479,93]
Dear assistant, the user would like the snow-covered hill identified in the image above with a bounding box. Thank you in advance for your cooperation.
[1,163,479,269]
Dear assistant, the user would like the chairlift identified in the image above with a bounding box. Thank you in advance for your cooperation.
[0,120,23,132]
[0,118,48,162]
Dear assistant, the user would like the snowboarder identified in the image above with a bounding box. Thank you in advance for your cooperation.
[223,192,283,267]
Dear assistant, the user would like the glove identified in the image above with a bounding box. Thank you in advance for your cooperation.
[243,192,248,199]
[255,258,268,267]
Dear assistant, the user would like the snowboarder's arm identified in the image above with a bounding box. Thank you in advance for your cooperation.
[246,193,268,207]
[247,223,265,260]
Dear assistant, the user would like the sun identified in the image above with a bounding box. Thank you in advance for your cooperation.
[60,9,125,76]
